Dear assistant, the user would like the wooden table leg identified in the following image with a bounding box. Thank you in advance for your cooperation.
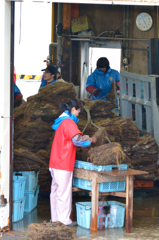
[125,175,133,233]
[90,172,99,231]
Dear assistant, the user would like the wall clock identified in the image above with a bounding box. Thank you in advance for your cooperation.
[136,12,153,31]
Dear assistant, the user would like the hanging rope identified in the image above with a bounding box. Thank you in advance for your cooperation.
[82,106,100,133]
[82,106,111,143]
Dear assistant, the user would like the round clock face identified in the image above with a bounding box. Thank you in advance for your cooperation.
[136,12,153,31]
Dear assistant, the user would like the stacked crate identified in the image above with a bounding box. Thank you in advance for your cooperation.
[13,207,38,232]
[13,171,39,213]
[13,175,26,222]
[75,201,126,230]
[73,160,128,192]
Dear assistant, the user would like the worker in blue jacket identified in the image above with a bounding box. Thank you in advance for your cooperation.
[86,57,120,106]
[14,83,23,108]
[40,64,58,89]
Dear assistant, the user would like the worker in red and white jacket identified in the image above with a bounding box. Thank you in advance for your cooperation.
[49,99,96,226]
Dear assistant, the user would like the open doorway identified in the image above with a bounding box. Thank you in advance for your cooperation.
[80,42,121,101]
[89,44,121,74]
[88,43,121,112]
[14,1,52,101]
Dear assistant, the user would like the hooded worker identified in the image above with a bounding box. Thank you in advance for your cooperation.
[86,57,120,106]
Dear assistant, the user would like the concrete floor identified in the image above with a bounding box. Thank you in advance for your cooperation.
[2,189,159,239]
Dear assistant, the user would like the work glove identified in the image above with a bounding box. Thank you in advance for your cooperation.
[93,88,100,96]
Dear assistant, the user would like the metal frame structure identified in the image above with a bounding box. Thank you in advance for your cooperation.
[120,70,159,145]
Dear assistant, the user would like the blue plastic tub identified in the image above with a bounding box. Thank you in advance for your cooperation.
[73,178,126,193]
[13,171,39,191]
[105,201,126,228]
[13,197,26,223]
[75,202,91,229]
[99,180,126,192]
[24,185,40,213]
[75,160,128,172]
[13,208,38,232]
[75,201,125,229]
[13,176,26,201]
[73,160,127,192]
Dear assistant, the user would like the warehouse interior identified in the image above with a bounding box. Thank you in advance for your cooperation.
[1,0,159,239]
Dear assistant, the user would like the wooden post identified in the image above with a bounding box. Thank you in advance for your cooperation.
[63,4,71,30]
[90,172,99,231]
[125,175,133,233]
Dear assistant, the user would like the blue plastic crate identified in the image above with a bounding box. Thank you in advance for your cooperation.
[73,177,126,192]
[75,201,125,229]
[75,160,128,172]
[13,171,39,191]
[24,207,38,225]
[76,202,91,229]
[98,204,106,229]
[73,160,127,192]
[105,201,126,228]
[13,176,26,201]
[75,160,94,171]
[73,177,92,191]
[24,185,40,213]
[13,197,26,223]
[13,208,38,232]
[98,180,126,192]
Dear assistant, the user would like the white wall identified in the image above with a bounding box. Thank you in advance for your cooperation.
[14,2,52,76]
[16,79,41,101]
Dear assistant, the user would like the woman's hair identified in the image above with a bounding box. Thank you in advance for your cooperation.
[97,57,110,70]
[60,99,83,114]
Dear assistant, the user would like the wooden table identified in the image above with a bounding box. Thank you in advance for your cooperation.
[73,168,148,233]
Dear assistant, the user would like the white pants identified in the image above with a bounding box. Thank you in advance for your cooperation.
[49,168,73,225]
